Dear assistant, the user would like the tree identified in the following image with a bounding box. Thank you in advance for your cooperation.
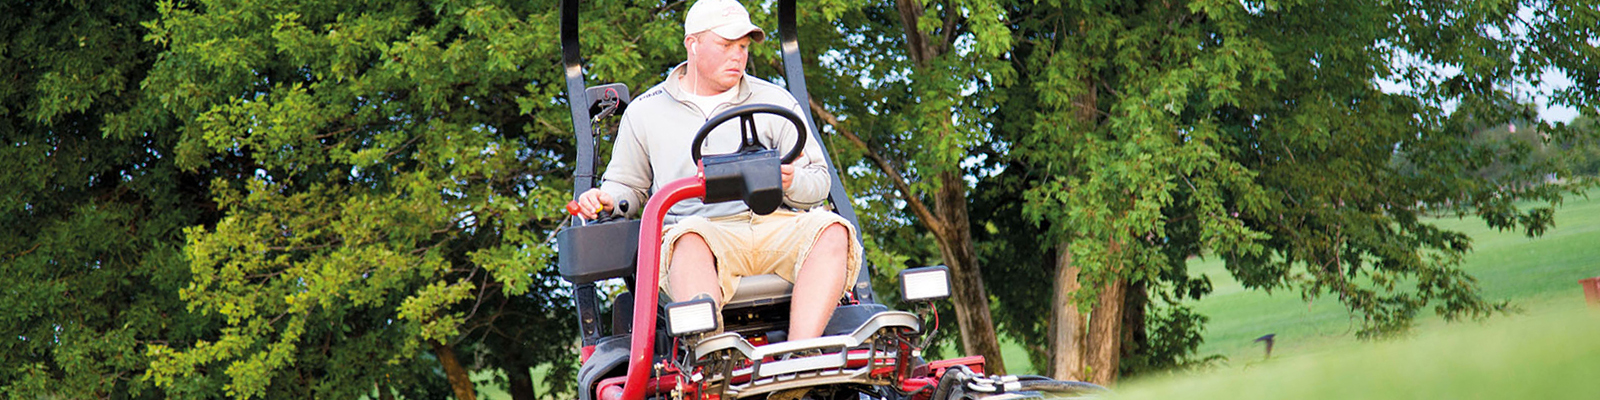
[1559,116,1600,177]
[0,0,224,397]
[801,0,1016,374]
[134,0,610,398]
[997,0,1597,384]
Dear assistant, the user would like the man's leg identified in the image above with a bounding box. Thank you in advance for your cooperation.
[788,222,850,340]
[668,233,721,302]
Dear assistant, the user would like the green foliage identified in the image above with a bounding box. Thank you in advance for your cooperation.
[1003,0,1594,358]
[970,165,1056,368]
[132,0,603,397]
[1553,116,1600,177]
[1118,304,1221,376]
[954,0,1600,378]
[0,0,222,397]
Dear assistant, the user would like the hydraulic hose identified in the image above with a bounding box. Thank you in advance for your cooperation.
[1014,380,1111,395]
[929,365,973,400]
[929,366,1110,399]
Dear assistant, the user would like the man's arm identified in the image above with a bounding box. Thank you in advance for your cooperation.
[781,102,830,209]
[597,115,651,218]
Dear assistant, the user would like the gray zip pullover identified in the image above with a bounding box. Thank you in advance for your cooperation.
[599,63,830,223]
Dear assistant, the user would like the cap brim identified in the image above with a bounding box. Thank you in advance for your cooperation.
[710,23,766,42]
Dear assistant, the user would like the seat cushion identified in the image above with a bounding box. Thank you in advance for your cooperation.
[725,274,793,308]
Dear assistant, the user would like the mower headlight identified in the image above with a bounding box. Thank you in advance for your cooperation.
[899,265,951,302]
[664,296,719,337]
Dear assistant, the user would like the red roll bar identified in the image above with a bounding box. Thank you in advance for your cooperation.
[621,175,706,400]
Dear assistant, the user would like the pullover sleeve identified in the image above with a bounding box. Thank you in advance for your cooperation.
[599,115,650,218]
[782,101,831,210]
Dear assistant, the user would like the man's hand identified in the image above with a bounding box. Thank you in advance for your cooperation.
[576,188,614,220]
[781,164,795,190]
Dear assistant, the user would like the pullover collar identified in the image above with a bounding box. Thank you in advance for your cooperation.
[664,62,754,112]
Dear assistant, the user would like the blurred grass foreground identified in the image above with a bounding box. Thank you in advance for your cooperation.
[1117,187,1600,400]
[1117,302,1600,400]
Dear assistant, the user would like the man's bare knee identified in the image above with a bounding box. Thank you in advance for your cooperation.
[668,232,719,301]
[674,232,711,253]
[670,232,715,272]
[815,223,849,252]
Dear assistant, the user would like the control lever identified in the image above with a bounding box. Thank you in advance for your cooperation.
[598,200,629,223]
[565,201,587,225]
[566,199,631,226]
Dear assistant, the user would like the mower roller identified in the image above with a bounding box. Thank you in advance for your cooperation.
[554,1,1109,399]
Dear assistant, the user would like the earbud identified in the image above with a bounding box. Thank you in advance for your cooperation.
[690,43,698,55]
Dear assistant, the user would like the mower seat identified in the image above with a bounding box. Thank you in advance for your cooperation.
[721,274,887,338]
[724,274,793,309]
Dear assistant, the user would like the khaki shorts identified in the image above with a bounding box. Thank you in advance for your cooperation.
[660,209,862,305]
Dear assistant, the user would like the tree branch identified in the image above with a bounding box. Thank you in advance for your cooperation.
[533,114,563,137]
[895,0,935,66]
[264,240,340,253]
[808,98,947,237]
[4,243,42,261]
[938,3,963,55]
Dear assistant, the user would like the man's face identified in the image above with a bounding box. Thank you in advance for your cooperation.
[686,33,751,94]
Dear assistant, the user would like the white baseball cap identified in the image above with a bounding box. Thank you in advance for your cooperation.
[684,0,766,42]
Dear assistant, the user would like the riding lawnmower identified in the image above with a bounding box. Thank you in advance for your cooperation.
[554,1,1109,399]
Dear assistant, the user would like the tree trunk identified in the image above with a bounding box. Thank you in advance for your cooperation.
[431,340,478,400]
[882,0,1004,375]
[1085,279,1126,385]
[810,94,1006,375]
[506,362,538,400]
[932,170,1005,374]
[1120,280,1149,374]
[1052,71,1101,382]
[1048,244,1086,380]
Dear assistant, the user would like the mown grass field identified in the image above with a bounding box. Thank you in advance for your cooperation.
[1186,187,1600,365]
[1116,300,1600,400]
[1113,187,1600,399]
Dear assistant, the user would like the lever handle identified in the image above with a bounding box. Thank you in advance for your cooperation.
[597,200,629,222]
[565,201,589,225]
[567,199,630,225]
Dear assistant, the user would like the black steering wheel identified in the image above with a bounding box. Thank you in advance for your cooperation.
[690,104,807,164]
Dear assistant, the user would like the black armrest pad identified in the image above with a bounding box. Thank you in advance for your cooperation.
[558,219,642,284]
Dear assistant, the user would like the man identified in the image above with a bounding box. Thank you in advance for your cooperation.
[573,0,860,342]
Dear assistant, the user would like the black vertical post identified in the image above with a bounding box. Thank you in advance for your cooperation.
[575,284,603,345]
[563,0,595,222]
[778,0,874,303]
[562,0,607,346]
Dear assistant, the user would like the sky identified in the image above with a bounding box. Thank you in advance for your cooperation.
[1532,69,1580,123]
[1378,65,1582,124]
